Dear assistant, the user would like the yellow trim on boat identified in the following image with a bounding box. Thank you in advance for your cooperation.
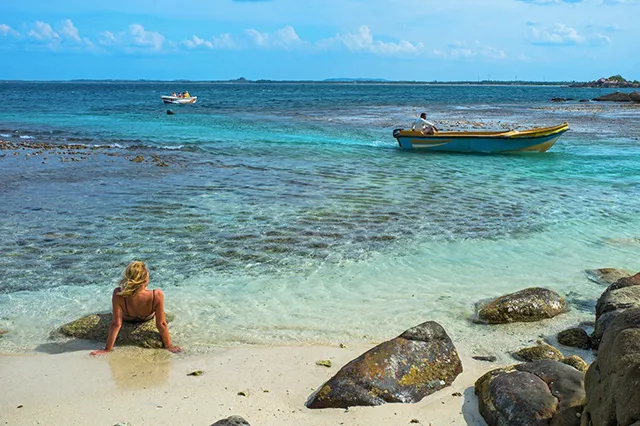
[397,122,569,139]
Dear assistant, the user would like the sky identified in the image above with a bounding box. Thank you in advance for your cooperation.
[0,0,638,81]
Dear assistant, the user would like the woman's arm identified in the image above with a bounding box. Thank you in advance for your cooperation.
[154,290,182,353]
[91,289,123,356]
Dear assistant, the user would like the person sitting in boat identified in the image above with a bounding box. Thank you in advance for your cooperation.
[184,91,190,98]
[171,92,177,97]
[411,113,438,135]
[90,260,182,355]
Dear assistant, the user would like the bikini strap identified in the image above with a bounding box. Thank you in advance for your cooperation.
[150,289,156,316]
[123,294,130,317]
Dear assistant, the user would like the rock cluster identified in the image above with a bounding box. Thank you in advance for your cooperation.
[592,273,640,348]
[582,308,640,425]
[475,360,585,426]
[592,91,640,102]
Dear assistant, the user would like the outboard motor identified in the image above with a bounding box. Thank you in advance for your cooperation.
[392,128,403,147]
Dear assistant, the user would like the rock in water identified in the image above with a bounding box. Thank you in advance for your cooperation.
[210,416,251,426]
[306,321,462,409]
[630,91,640,103]
[592,273,640,348]
[57,312,174,349]
[166,109,175,115]
[514,343,564,362]
[593,91,632,102]
[585,268,632,286]
[475,360,585,426]
[557,328,592,349]
[476,287,567,324]
[583,308,640,426]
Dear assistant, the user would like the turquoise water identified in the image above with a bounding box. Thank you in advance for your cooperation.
[1,82,639,355]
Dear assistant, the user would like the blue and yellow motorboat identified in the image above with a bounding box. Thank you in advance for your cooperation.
[392,122,569,153]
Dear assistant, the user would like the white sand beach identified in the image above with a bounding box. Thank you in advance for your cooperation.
[0,344,495,426]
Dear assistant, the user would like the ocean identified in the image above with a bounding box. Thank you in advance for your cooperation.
[1,82,639,357]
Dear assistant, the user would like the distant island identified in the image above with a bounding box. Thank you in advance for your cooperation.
[569,75,640,88]
[1,75,638,86]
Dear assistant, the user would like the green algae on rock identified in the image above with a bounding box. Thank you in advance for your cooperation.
[476,287,567,324]
[475,360,585,426]
[514,343,564,362]
[306,321,462,409]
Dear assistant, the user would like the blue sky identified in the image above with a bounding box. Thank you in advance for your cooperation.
[0,0,638,81]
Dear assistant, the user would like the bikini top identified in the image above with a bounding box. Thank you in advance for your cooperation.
[123,289,156,322]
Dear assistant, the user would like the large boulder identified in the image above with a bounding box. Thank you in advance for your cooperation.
[475,360,585,426]
[582,308,640,426]
[593,92,632,102]
[585,268,632,286]
[476,287,567,324]
[58,312,174,349]
[306,321,462,409]
[630,91,640,103]
[592,273,640,348]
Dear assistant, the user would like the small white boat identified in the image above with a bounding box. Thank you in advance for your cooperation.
[161,95,197,104]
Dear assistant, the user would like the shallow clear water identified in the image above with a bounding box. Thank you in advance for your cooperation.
[1,82,639,356]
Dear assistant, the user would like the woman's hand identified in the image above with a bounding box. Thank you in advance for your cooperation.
[167,345,183,353]
[90,349,111,356]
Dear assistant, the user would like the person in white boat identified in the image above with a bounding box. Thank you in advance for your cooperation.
[411,112,438,135]
[183,91,191,98]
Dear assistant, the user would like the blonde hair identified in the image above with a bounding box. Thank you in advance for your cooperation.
[117,261,149,297]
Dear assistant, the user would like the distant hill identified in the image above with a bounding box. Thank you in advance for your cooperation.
[322,78,389,83]
[570,75,640,88]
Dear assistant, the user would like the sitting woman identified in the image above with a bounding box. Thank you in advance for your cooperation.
[91,261,182,355]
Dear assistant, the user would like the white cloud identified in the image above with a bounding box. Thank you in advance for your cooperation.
[446,41,507,59]
[320,26,423,54]
[0,24,20,37]
[98,24,165,52]
[182,35,214,49]
[59,19,81,43]
[528,23,584,45]
[19,20,92,49]
[28,21,60,42]
[128,24,164,50]
[244,26,304,49]
[528,23,611,46]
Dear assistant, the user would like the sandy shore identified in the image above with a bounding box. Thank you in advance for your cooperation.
[0,344,496,426]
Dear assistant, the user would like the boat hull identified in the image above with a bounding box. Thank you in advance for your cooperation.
[393,122,569,153]
[161,96,197,104]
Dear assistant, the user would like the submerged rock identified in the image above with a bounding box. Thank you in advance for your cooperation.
[476,287,567,324]
[306,321,463,409]
[592,273,640,348]
[585,268,632,286]
[57,312,174,349]
[475,360,585,426]
[210,416,251,426]
[583,308,640,426]
[514,343,564,362]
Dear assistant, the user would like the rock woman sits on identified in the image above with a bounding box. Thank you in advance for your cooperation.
[90,261,182,355]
